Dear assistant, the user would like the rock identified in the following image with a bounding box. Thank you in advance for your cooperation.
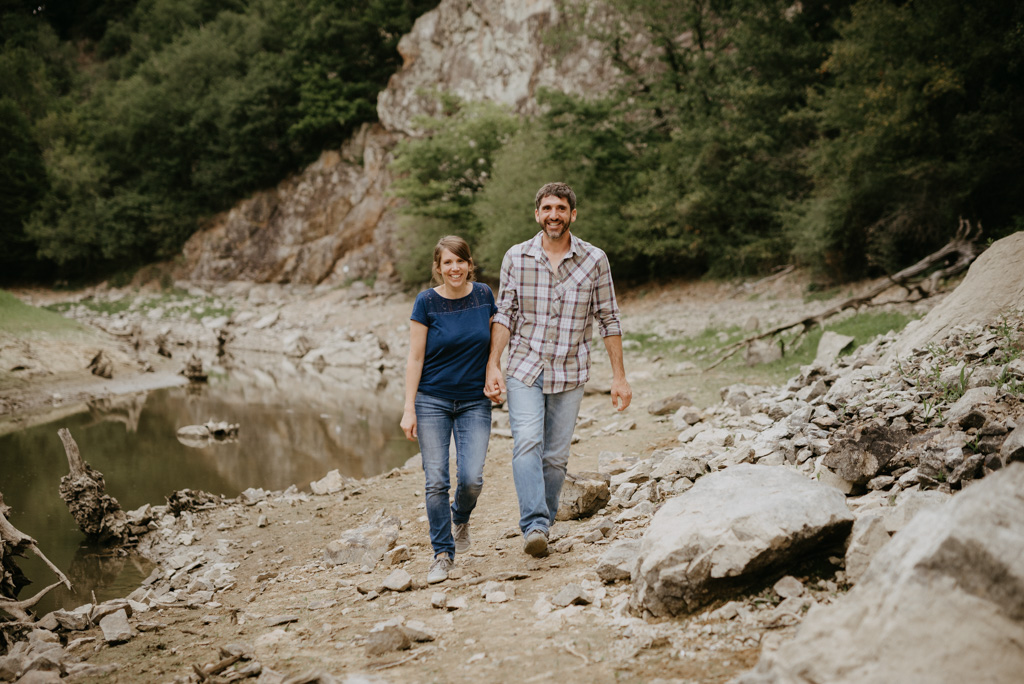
[732,464,1024,684]
[382,569,412,592]
[772,576,804,599]
[647,392,692,416]
[596,540,640,583]
[431,592,447,609]
[283,332,313,358]
[745,340,782,366]
[880,490,952,535]
[823,421,909,484]
[551,584,593,607]
[1000,427,1024,466]
[813,459,857,495]
[813,331,855,368]
[324,515,401,568]
[383,545,411,566]
[99,610,134,644]
[555,473,610,520]
[364,626,411,657]
[885,232,1024,359]
[310,469,348,495]
[50,610,89,630]
[945,387,998,428]
[650,451,707,481]
[12,672,62,684]
[401,620,436,642]
[844,513,890,584]
[632,464,854,617]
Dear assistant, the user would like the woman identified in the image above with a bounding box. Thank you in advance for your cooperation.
[401,236,496,584]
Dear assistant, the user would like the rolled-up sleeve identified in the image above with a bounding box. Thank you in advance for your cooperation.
[492,251,518,331]
[591,251,621,338]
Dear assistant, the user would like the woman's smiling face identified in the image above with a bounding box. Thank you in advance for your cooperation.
[437,247,469,291]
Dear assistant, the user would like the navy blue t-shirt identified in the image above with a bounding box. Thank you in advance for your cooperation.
[411,282,497,401]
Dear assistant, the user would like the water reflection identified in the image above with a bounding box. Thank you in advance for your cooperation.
[0,353,418,614]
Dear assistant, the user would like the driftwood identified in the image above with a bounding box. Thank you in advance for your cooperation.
[707,219,983,370]
[0,492,72,622]
[58,428,129,544]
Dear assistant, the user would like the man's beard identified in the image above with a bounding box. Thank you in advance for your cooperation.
[544,220,569,240]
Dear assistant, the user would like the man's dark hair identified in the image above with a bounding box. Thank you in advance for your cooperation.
[535,182,576,212]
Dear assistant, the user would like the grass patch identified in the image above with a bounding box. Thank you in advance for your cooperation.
[636,310,917,407]
[45,288,234,322]
[0,290,89,337]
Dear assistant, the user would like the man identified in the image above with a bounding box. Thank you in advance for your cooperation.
[485,182,632,557]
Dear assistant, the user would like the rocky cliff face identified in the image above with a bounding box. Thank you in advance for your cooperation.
[181,0,619,286]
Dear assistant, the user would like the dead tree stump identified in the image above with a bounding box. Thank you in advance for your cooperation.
[181,353,208,382]
[1,492,71,625]
[88,350,113,378]
[57,428,128,545]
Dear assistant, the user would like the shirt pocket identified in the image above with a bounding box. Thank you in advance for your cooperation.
[558,272,595,324]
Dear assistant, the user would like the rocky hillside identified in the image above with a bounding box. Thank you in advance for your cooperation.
[180,0,620,287]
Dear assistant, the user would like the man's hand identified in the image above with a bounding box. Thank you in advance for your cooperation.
[610,377,632,411]
[484,363,506,404]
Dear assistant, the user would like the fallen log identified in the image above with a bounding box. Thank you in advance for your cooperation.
[58,428,129,544]
[707,219,983,370]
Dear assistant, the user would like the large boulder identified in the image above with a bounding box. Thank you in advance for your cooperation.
[630,464,854,617]
[887,231,1024,360]
[732,463,1024,684]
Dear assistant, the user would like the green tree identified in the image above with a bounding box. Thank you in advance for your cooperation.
[794,0,1024,277]
[390,98,520,285]
[0,98,50,279]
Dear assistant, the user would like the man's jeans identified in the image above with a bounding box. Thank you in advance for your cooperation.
[506,373,586,535]
[415,393,492,558]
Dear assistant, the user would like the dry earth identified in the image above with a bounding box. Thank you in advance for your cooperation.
[1,273,935,684]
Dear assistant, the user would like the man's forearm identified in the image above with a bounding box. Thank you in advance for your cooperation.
[489,322,511,367]
[603,334,626,380]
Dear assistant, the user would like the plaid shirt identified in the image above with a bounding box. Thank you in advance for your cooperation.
[493,231,622,394]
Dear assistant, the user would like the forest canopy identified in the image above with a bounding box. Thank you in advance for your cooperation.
[0,0,438,282]
[2,0,1022,286]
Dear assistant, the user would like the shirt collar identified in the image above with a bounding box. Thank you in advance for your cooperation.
[525,231,580,264]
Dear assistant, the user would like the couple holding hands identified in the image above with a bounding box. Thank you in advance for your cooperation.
[401,182,632,584]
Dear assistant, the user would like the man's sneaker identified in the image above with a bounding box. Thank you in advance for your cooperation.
[453,522,471,554]
[523,529,548,557]
[427,554,454,584]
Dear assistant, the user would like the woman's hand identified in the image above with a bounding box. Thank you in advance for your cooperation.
[400,409,417,441]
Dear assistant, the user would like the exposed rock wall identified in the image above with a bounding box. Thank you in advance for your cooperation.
[182,124,400,286]
[378,0,619,136]
[181,0,620,285]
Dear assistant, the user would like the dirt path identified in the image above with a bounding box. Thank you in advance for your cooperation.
[2,272,925,683]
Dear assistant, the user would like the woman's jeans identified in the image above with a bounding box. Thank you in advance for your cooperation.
[506,373,586,536]
[415,393,492,559]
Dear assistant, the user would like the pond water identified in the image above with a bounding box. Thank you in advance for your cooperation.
[0,353,418,615]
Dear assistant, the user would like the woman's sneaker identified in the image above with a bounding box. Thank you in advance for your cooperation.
[523,529,548,557]
[453,522,471,554]
[427,554,454,584]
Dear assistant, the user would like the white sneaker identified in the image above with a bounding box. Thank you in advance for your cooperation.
[524,529,548,557]
[453,522,471,554]
[427,554,453,584]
